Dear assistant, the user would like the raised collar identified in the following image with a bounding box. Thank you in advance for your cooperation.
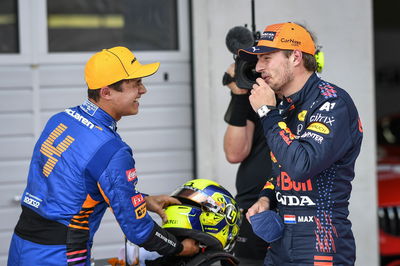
[282,73,321,109]
[80,99,117,132]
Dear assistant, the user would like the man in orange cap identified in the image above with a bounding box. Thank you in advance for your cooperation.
[242,23,363,265]
[8,46,198,265]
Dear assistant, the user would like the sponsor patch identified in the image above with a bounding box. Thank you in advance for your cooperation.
[301,131,324,144]
[318,82,337,99]
[297,215,314,223]
[131,194,145,207]
[263,181,275,190]
[284,215,296,224]
[309,113,335,126]
[126,168,137,182]
[298,110,307,121]
[278,172,313,191]
[319,102,336,111]
[307,122,330,134]
[261,31,276,41]
[135,203,147,219]
[276,191,316,206]
[23,192,42,208]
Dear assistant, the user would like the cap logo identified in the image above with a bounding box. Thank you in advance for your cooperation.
[252,47,260,52]
[261,31,276,41]
[131,58,137,64]
[281,38,301,47]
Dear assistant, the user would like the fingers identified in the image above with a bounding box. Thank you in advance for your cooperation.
[178,238,200,256]
[165,196,181,206]
[158,209,167,224]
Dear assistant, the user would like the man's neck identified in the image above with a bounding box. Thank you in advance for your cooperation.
[283,71,313,98]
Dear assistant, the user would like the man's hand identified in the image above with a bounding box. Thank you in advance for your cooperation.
[145,195,181,223]
[246,196,271,222]
[249,77,276,111]
[177,238,200,256]
[226,63,248,95]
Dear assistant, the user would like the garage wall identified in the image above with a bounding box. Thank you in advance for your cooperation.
[192,1,377,265]
[0,0,193,263]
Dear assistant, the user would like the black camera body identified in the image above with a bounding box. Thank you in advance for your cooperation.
[225,26,260,90]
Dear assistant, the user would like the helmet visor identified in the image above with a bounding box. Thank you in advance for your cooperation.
[172,188,222,213]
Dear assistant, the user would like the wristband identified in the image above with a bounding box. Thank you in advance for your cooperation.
[224,93,251,126]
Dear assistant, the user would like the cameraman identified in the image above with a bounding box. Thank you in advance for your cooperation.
[223,63,272,265]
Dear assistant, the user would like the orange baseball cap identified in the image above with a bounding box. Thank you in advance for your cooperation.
[85,46,160,89]
[238,22,316,61]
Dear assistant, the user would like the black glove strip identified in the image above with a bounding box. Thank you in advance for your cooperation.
[139,222,183,256]
[224,93,251,126]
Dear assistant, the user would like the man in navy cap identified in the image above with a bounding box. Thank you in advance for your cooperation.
[242,22,363,265]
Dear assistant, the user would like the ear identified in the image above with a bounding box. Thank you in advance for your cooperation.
[291,50,303,67]
[99,86,113,100]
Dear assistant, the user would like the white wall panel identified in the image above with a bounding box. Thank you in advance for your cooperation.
[0,66,32,88]
[39,87,87,111]
[0,137,35,160]
[0,114,34,136]
[193,1,377,265]
[39,65,85,86]
[0,1,193,263]
[120,128,192,152]
[0,208,22,231]
[0,90,33,112]
[134,151,193,174]
[0,160,30,184]
[119,106,191,130]
[0,184,25,208]
[135,172,193,196]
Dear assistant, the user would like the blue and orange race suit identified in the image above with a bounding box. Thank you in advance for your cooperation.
[259,73,363,265]
[8,99,182,266]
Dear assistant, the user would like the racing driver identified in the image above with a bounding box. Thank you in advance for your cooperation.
[243,22,363,265]
[8,46,199,265]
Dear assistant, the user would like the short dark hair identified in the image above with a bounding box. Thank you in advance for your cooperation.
[282,50,317,72]
[87,79,124,102]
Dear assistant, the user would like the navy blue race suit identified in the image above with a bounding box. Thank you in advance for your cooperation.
[8,99,183,266]
[259,73,363,265]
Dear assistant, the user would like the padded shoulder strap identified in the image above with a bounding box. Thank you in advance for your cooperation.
[86,138,125,181]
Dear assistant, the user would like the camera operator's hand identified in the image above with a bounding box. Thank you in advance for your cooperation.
[249,77,276,111]
[226,63,248,95]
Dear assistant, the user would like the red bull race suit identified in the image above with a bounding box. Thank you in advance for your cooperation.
[259,73,363,265]
[8,99,183,266]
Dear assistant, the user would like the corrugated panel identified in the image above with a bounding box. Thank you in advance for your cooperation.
[0,160,30,184]
[0,136,35,160]
[0,66,32,88]
[121,128,192,152]
[0,90,33,113]
[0,113,34,136]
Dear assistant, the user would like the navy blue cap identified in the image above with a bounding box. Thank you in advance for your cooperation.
[250,210,284,243]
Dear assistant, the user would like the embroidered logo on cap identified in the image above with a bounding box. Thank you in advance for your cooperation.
[261,31,276,41]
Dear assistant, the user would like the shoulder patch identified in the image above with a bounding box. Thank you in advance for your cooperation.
[318,81,337,99]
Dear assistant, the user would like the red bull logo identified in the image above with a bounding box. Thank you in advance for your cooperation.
[278,172,313,191]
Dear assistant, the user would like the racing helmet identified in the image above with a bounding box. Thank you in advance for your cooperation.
[162,179,241,251]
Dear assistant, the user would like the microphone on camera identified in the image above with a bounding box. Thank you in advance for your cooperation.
[225,26,254,55]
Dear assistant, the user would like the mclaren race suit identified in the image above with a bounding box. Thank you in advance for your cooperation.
[259,73,363,265]
[8,100,183,266]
